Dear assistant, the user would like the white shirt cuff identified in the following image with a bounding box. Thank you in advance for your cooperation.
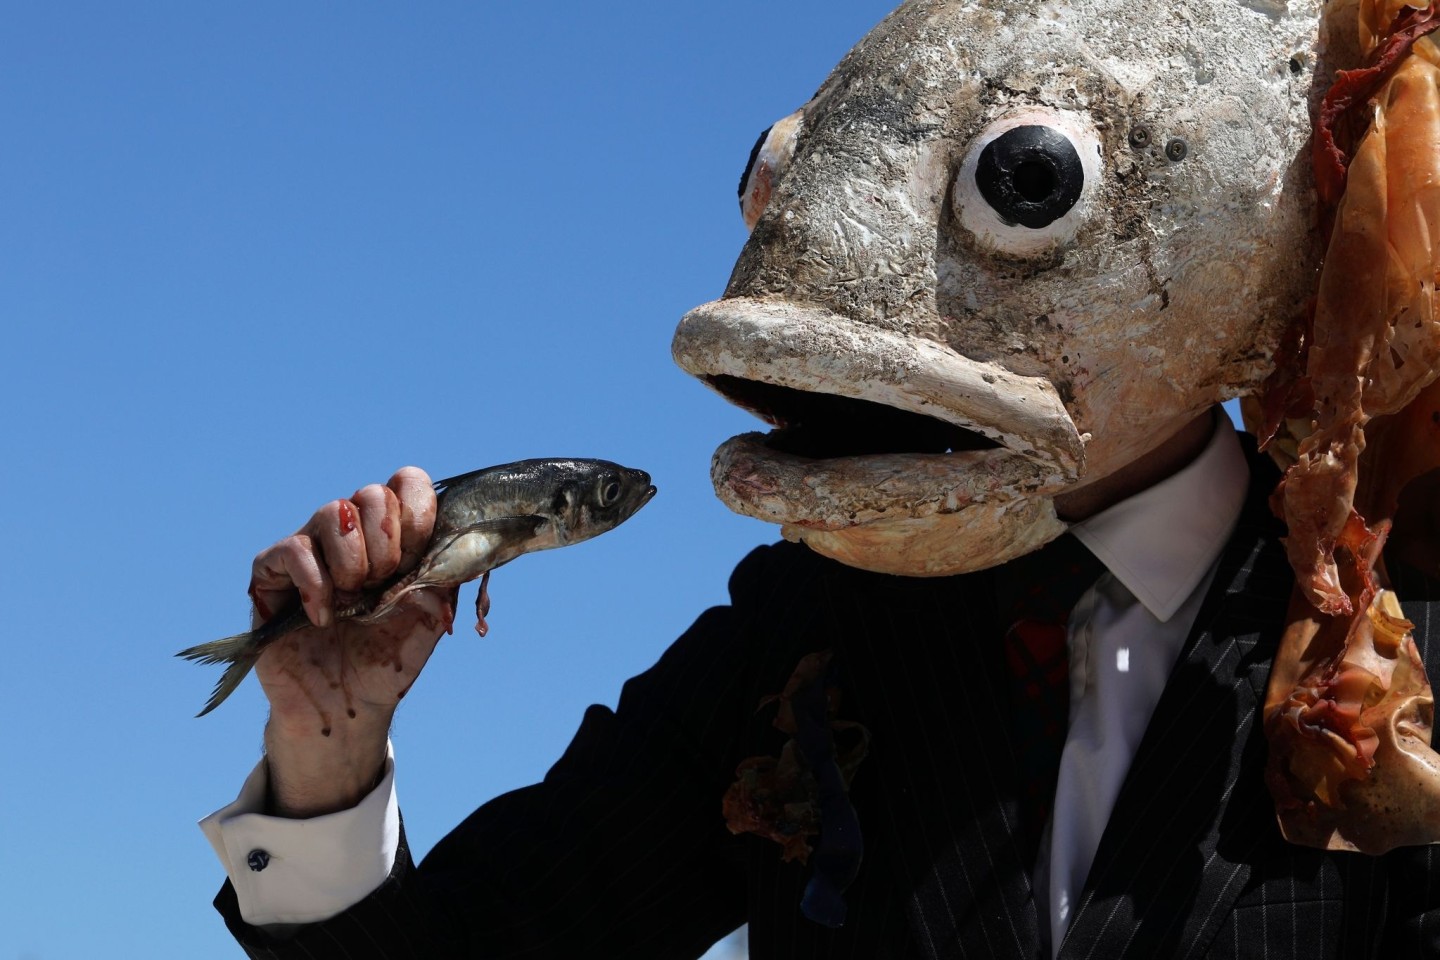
[198,742,400,926]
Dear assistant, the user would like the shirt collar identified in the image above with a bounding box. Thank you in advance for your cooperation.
[1067,412,1249,622]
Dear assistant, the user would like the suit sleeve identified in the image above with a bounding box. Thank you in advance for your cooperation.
[1378,844,1440,958]
[214,542,806,959]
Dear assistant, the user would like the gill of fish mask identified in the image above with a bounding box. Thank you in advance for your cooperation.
[673,0,1325,575]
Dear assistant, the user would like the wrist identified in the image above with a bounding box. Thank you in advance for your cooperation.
[263,710,392,818]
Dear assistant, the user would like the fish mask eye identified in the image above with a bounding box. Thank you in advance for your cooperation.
[737,109,804,231]
[953,112,1102,257]
[976,126,1083,228]
[598,478,622,507]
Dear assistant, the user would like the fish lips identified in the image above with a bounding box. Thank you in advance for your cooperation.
[672,297,1087,532]
[612,469,658,525]
[635,478,659,512]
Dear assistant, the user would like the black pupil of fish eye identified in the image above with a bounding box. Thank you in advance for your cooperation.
[1012,160,1056,203]
[974,125,1084,229]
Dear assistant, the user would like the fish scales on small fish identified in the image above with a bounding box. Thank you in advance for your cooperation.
[178,458,656,716]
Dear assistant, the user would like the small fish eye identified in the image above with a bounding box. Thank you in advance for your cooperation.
[600,480,622,506]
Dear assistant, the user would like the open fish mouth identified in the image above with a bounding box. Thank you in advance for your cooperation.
[672,298,1087,530]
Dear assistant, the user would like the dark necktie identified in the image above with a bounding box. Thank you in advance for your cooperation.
[995,532,1106,860]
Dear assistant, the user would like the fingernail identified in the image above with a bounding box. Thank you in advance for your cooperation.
[338,501,357,535]
[317,606,333,628]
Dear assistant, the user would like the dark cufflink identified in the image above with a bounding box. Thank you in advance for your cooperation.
[247,849,271,873]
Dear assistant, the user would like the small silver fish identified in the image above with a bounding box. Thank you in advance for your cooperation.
[178,458,656,716]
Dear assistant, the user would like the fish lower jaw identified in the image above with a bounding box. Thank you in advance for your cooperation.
[713,431,1071,528]
[711,432,1071,576]
[677,297,1089,574]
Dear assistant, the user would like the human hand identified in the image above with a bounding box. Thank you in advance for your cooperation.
[249,466,455,816]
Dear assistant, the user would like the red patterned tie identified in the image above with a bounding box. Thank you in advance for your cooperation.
[997,533,1105,858]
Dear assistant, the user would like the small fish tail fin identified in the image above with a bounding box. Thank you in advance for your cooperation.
[194,653,259,717]
[177,631,258,717]
[176,631,253,666]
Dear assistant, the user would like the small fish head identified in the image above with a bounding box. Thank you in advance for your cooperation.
[549,461,657,545]
[675,0,1330,575]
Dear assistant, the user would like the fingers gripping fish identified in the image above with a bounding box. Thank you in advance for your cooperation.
[178,459,656,716]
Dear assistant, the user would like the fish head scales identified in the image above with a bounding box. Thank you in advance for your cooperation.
[550,461,657,547]
[433,458,655,544]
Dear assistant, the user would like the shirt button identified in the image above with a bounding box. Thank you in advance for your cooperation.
[247,849,271,872]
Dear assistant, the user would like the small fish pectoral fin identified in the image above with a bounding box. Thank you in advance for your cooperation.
[369,515,549,621]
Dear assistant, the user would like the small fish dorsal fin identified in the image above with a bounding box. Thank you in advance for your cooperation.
[432,467,492,494]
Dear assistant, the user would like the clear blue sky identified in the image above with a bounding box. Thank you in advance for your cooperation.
[0,5,1248,957]
[0,3,893,956]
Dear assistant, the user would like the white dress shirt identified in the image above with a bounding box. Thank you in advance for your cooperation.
[1037,414,1249,956]
[201,416,1251,942]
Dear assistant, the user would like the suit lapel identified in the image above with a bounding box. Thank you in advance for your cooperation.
[831,566,1044,960]
[1056,502,1293,960]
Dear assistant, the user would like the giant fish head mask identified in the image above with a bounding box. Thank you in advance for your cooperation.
[673,0,1332,575]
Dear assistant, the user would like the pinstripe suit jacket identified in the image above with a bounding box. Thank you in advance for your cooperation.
[217,448,1440,959]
